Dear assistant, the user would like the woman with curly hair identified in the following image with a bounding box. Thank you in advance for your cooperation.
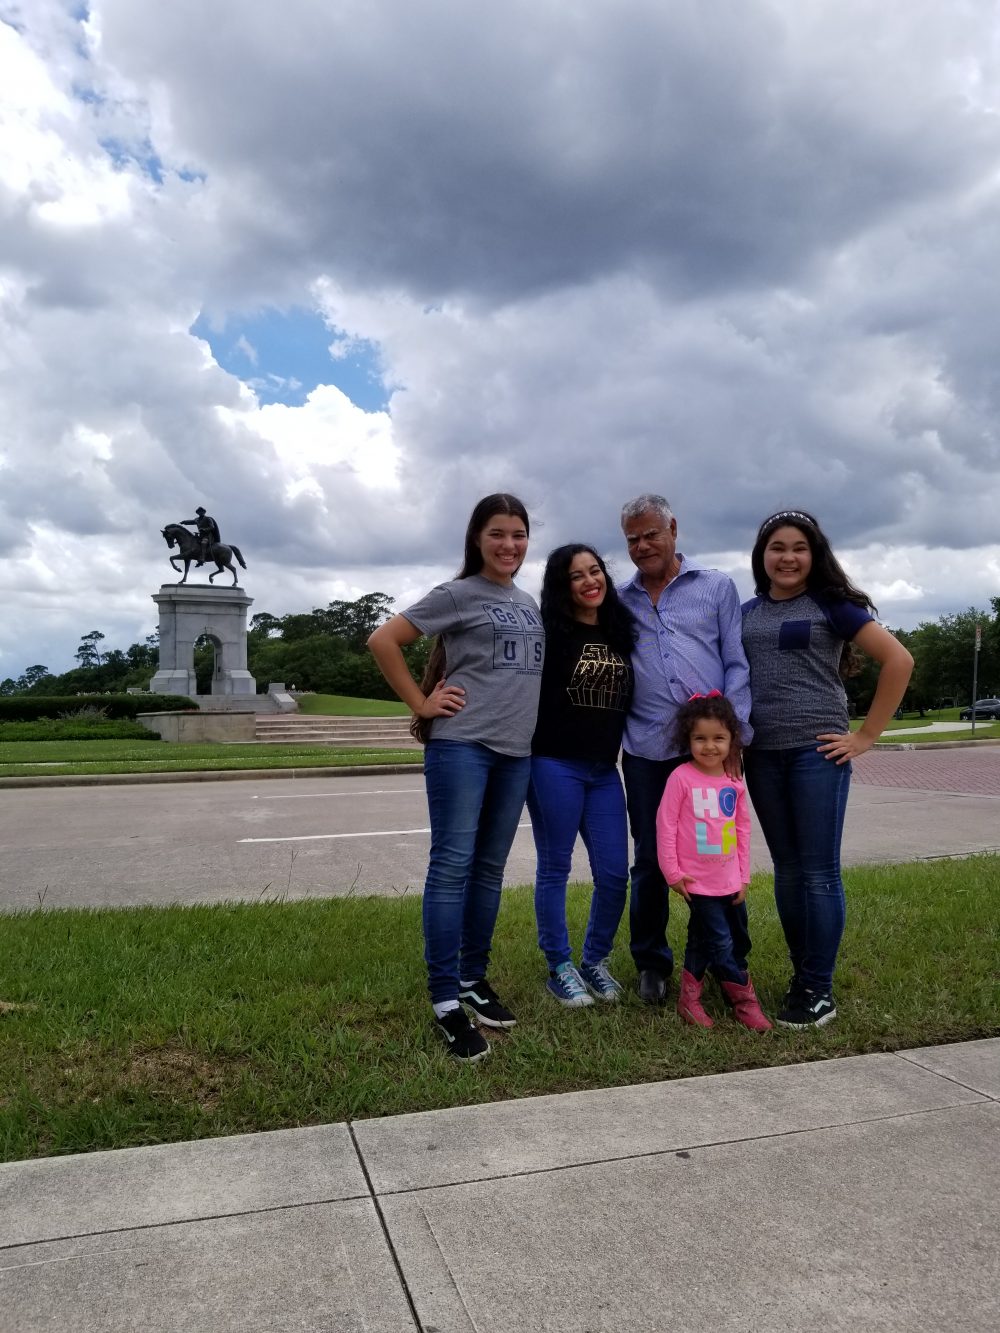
[527,544,636,1007]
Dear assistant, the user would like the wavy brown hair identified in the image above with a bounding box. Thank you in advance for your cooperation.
[672,693,744,768]
[751,509,876,678]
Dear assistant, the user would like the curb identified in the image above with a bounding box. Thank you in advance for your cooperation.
[0,762,425,790]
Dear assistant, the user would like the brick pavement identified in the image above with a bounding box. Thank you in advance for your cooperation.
[854,745,1000,796]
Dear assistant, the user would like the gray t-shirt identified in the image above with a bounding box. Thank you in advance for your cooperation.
[741,592,872,749]
[403,575,544,756]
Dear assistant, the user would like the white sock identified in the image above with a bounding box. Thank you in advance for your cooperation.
[433,1000,460,1019]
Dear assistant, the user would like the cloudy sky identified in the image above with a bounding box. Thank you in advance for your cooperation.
[3,1,1000,677]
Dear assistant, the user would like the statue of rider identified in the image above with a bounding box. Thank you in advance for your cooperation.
[182,507,221,566]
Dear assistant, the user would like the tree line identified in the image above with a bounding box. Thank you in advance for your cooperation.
[3,593,997,709]
[0,594,427,701]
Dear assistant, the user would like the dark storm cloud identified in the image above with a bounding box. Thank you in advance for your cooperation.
[95,1,994,306]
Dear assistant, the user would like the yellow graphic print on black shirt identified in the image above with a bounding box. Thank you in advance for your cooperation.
[566,643,631,711]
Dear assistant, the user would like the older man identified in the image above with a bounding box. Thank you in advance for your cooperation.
[618,494,752,1004]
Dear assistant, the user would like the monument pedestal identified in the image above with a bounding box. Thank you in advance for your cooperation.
[150,585,256,700]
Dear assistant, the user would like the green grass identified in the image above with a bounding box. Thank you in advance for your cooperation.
[295,693,409,716]
[0,739,421,777]
[849,709,1000,743]
[879,725,1000,744]
[0,719,160,743]
[0,858,996,1163]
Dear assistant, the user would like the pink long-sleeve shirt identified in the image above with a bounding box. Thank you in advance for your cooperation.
[656,763,751,896]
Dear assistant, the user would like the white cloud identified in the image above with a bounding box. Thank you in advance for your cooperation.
[1,1,1000,677]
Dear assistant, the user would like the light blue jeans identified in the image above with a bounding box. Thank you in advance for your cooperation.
[422,740,530,1005]
[527,756,629,970]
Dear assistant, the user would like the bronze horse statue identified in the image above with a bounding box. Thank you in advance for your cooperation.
[162,524,248,586]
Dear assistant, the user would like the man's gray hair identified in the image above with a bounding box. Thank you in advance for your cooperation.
[621,494,674,528]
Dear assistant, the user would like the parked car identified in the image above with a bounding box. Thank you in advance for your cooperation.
[959,698,1000,720]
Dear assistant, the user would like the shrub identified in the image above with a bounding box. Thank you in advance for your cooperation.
[0,719,162,742]
[0,694,195,722]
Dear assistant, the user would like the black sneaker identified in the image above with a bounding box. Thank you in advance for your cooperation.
[780,976,807,1011]
[458,979,517,1029]
[776,989,837,1029]
[435,1008,490,1062]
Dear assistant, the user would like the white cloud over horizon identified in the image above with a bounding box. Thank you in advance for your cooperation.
[1,1,999,677]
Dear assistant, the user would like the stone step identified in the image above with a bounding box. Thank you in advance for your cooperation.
[252,713,416,746]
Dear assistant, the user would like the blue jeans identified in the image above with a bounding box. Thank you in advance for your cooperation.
[621,750,689,976]
[527,757,629,970]
[422,740,531,1005]
[745,745,851,994]
[684,894,751,984]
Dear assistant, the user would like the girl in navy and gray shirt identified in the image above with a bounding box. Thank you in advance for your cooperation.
[741,510,912,1030]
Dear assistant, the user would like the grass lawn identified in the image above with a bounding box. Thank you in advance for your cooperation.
[0,857,996,1163]
[0,739,421,777]
[850,709,1000,743]
[878,725,1000,744]
[296,693,409,716]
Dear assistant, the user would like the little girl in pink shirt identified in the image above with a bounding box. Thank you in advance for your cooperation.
[655,693,771,1031]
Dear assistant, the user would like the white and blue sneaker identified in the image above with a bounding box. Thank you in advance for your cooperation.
[579,959,623,1002]
[547,961,594,1008]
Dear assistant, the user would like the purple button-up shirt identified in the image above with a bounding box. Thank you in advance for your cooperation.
[618,555,752,760]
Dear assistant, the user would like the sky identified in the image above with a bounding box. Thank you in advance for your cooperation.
[2,1,1000,677]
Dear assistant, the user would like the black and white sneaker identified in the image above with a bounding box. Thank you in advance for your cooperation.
[776,989,837,1029]
[435,1008,490,1062]
[458,979,517,1029]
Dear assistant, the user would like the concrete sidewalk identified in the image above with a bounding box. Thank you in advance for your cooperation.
[1,1038,997,1331]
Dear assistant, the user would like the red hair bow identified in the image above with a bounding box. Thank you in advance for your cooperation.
[687,689,722,701]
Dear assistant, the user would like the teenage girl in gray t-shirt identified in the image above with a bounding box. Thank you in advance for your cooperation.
[368,493,543,1062]
[741,510,912,1031]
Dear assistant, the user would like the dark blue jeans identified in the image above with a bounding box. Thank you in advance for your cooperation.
[684,894,751,984]
[745,745,851,994]
[422,740,531,1005]
[621,750,689,976]
[527,756,629,970]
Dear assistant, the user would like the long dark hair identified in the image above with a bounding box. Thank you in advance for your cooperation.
[751,509,875,677]
[672,693,743,769]
[540,543,636,656]
[411,493,531,742]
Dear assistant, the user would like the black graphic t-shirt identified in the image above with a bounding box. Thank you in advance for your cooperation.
[532,623,634,764]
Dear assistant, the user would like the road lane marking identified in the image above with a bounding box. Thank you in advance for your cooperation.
[238,821,532,844]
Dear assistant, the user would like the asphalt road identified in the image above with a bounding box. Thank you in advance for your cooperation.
[1,749,998,910]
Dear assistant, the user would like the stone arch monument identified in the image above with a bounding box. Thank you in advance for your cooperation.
[151,512,256,700]
[149,584,256,699]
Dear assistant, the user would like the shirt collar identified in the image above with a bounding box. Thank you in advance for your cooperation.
[624,552,703,592]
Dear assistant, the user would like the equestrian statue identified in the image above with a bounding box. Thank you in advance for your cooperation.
[162,508,247,586]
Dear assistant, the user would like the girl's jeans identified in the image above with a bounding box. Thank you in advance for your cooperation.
[422,740,530,1005]
[527,756,629,970]
[745,745,851,994]
[684,894,751,984]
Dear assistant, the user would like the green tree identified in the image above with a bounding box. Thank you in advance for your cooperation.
[75,630,106,668]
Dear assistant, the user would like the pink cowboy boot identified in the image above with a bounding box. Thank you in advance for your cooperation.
[720,976,773,1032]
[677,968,714,1028]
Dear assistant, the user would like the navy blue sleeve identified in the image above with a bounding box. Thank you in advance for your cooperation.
[816,596,873,641]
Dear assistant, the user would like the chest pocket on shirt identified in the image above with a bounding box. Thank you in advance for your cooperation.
[778,619,812,650]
